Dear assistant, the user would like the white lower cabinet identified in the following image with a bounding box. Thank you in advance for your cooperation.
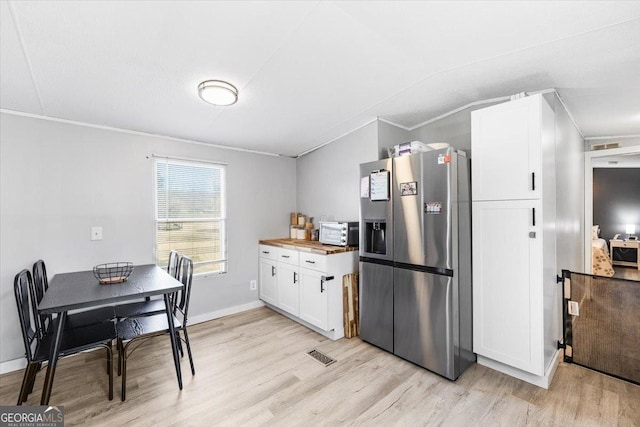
[298,267,328,330]
[472,200,544,375]
[276,262,299,317]
[258,242,358,340]
[258,258,277,306]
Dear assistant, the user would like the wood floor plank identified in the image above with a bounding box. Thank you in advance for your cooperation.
[1,307,638,426]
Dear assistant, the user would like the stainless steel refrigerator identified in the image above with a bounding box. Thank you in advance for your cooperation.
[359,148,474,380]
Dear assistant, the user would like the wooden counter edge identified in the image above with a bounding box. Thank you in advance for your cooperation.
[259,238,358,255]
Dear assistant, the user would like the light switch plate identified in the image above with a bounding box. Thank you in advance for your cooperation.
[91,226,103,241]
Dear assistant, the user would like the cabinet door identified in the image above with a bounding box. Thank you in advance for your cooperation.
[471,95,542,201]
[276,262,299,316]
[259,258,277,305]
[472,200,543,375]
[298,268,328,330]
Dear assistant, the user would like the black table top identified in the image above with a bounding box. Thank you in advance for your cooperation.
[39,264,183,314]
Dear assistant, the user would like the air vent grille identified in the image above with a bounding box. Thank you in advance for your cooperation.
[306,349,336,367]
[592,142,621,151]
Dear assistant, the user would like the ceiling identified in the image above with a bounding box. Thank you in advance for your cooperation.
[2,1,639,157]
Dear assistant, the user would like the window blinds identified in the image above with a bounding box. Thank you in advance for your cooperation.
[155,158,227,275]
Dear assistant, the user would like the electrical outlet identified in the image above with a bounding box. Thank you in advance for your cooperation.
[250,280,257,291]
[91,226,103,241]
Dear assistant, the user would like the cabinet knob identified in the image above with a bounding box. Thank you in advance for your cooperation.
[529,231,536,238]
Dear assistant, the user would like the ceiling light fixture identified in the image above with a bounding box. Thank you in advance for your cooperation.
[198,80,238,106]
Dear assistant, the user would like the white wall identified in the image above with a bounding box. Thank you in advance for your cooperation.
[295,121,378,222]
[0,113,296,364]
[548,93,585,274]
[409,101,504,154]
[377,121,412,159]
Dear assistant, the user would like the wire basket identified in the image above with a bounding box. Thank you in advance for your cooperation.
[93,262,134,284]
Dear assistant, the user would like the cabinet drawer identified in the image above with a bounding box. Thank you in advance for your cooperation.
[278,248,299,265]
[259,245,278,261]
[299,252,327,272]
[618,241,638,249]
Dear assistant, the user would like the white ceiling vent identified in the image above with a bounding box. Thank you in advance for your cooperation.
[592,142,621,151]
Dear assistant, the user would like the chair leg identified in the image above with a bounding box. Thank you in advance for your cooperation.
[117,339,122,377]
[106,341,112,374]
[176,331,184,357]
[26,361,41,395]
[182,328,195,376]
[121,342,128,401]
[17,362,35,405]
[105,344,113,401]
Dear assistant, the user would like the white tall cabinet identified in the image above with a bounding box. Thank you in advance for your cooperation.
[472,94,560,388]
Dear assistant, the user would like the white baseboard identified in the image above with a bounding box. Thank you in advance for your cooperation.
[477,349,562,389]
[188,300,265,325]
[0,357,27,375]
[264,303,344,341]
[0,300,265,375]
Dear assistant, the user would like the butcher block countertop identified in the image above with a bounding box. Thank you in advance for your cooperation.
[259,238,358,255]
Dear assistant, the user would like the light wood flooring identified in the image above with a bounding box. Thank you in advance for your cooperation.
[1,307,638,426]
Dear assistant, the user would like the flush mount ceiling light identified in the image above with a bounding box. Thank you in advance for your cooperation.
[197,80,238,106]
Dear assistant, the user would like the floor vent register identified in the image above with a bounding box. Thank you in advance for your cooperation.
[306,349,336,367]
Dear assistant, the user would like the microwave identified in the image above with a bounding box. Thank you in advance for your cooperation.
[319,221,359,247]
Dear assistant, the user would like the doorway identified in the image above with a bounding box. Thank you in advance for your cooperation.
[584,146,640,280]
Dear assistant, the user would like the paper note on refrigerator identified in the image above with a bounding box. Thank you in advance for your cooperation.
[370,171,390,201]
[360,176,370,198]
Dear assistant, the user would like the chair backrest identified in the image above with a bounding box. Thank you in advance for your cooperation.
[174,256,194,323]
[167,250,180,279]
[31,260,51,338]
[14,270,37,362]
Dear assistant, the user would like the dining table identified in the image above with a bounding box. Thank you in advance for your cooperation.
[37,264,184,404]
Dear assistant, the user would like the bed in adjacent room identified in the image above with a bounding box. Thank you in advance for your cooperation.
[591,225,615,277]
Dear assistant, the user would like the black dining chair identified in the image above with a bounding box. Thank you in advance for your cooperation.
[116,256,195,401]
[14,269,116,404]
[114,250,180,320]
[32,260,115,335]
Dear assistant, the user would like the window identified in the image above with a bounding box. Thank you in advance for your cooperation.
[155,157,227,275]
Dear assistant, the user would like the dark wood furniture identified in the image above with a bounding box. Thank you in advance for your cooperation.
[116,257,195,401]
[32,260,116,334]
[14,269,115,404]
[114,250,180,319]
[37,264,183,404]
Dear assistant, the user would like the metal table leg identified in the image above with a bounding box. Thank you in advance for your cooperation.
[164,294,183,389]
[41,311,66,405]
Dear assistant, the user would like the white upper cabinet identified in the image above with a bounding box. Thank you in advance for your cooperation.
[472,94,549,201]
